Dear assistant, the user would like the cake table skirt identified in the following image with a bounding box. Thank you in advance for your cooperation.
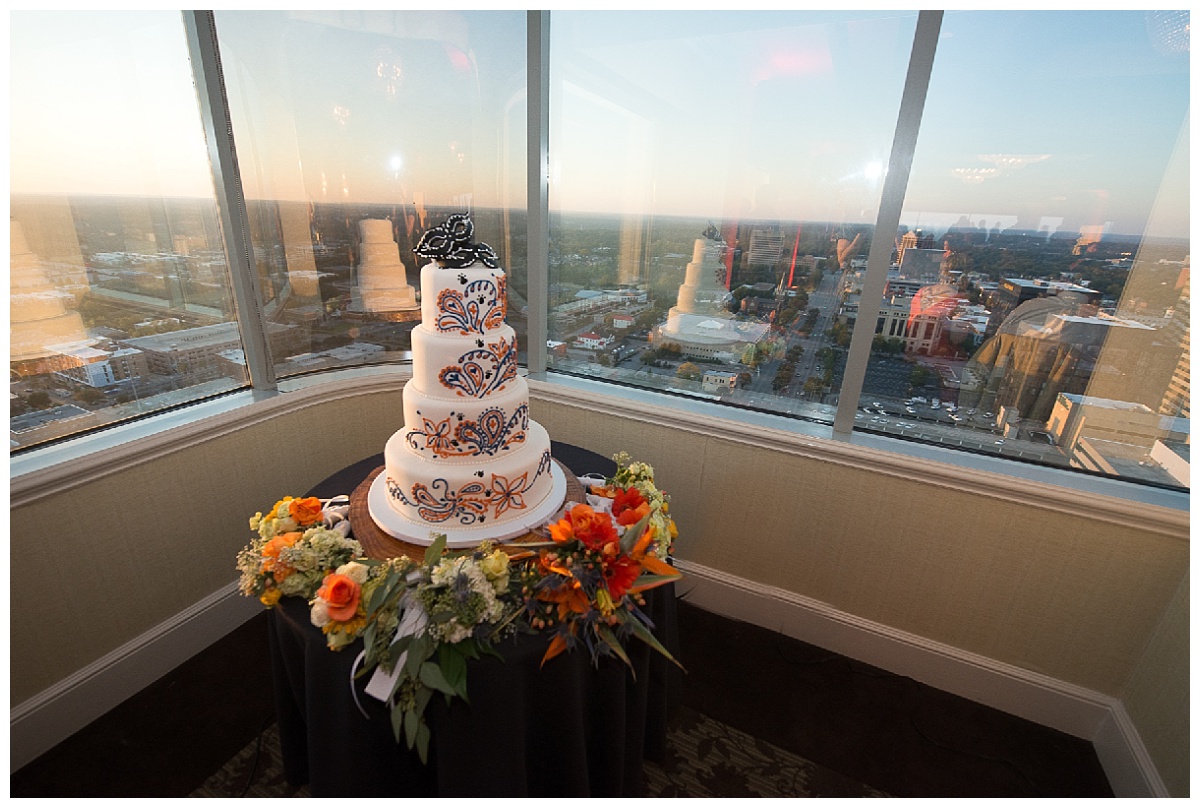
[266,444,680,797]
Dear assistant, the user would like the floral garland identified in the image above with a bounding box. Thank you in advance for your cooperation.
[237,455,681,763]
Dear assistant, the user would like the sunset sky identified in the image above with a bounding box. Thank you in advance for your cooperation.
[10,10,1190,240]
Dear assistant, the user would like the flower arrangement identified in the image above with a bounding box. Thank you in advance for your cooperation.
[236,496,361,607]
[236,454,681,764]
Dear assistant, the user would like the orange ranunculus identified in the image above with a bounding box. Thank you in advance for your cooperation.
[317,573,362,622]
[603,554,641,599]
[611,488,651,527]
[288,496,323,527]
[261,532,302,574]
[566,503,619,550]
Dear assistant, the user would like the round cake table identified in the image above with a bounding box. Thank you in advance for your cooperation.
[265,442,681,797]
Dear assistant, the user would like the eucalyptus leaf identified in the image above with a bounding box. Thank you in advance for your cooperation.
[438,644,467,691]
[415,684,433,716]
[390,704,404,744]
[405,635,430,678]
[419,661,457,696]
[416,722,431,764]
[404,707,418,748]
[388,634,413,658]
[423,534,447,566]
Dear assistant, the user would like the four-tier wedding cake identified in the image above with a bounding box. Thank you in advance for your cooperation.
[367,213,565,546]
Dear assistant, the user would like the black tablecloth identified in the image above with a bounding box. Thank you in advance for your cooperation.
[267,442,680,796]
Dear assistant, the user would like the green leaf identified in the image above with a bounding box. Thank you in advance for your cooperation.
[416,722,431,764]
[362,623,377,656]
[624,614,686,671]
[388,634,413,659]
[405,635,430,678]
[390,704,404,744]
[438,644,468,692]
[629,573,680,590]
[404,707,418,749]
[423,534,447,567]
[415,684,433,717]
[596,624,634,673]
[419,661,457,696]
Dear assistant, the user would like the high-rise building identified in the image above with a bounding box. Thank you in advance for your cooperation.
[897,228,935,266]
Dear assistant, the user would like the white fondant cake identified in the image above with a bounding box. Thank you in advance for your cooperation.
[370,214,562,545]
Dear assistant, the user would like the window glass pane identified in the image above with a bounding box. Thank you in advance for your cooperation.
[10,12,246,451]
[865,10,1189,489]
[213,11,528,377]
[547,11,917,422]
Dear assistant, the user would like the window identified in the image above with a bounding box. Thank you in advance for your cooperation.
[862,10,1189,488]
[9,10,1190,496]
[546,9,1190,491]
[546,11,917,421]
[10,11,246,450]
[212,11,528,376]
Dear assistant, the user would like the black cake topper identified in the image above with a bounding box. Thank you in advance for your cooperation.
[414,212,499,269]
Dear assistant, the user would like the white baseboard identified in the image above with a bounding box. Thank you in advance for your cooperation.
[10,582,262,773]
[674,558,1169,798]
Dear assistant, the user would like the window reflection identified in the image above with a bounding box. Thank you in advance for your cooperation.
[548,11,916,420]
[213,11,528,377]
[10,12,246,450]
[857,10,1189,489]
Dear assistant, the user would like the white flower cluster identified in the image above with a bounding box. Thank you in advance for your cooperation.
[423,550,511,645]
[279,527,361,574]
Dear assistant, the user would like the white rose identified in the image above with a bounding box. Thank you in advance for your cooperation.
[479,550,509,581]
[336,561,370,584]
[310,599,330,628]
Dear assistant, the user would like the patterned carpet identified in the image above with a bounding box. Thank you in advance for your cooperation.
[191,706,888,798]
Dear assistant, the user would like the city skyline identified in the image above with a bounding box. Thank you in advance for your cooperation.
[10,10,1191,241]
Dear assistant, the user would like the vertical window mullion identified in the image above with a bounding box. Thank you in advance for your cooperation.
[526,10,551,374]
[181,10,277,393]
[833,10,942,436]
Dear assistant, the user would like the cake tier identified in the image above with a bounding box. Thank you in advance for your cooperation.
[359,219,396,243]
[360,243,402,265]
[383,421,555,529]
[420,261,507,335]
[402,375,530,462]
[411,324,518,399]
[359,286,417,311]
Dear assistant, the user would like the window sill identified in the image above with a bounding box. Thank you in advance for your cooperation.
[10,365,1189,537]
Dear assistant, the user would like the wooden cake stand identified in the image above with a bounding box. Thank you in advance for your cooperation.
[348,459,585,562]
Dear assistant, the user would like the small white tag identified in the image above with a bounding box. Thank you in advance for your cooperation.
[364,597,428,702]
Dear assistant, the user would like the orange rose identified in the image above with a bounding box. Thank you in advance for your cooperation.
[261,532,302,575]
[288,497,323,527]
[317,573,362,621]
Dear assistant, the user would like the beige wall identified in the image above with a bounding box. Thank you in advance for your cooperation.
[10,387,403,706]
[10,384,1188,794]
[1122,570,1189,797]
